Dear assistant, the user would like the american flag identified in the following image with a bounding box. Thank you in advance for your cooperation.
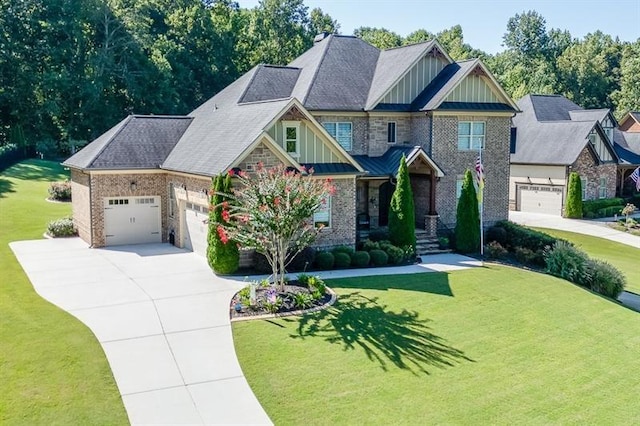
[475,156,484,202]
[631,166,640,191]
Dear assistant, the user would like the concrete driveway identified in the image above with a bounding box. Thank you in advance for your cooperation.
[10,238,272,425]
[509,211,640,249]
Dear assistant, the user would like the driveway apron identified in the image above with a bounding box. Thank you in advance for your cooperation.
[10,238,272,425]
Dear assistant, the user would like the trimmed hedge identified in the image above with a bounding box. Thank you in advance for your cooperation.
[583,198,625,217]
[495,220,558,253]
[369,249,388,266]
[47,217,76,237]
[352,251,370,267]
[333,252,352,269]
[315,251,335,270]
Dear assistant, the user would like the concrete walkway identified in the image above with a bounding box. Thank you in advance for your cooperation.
[10,238,480,425]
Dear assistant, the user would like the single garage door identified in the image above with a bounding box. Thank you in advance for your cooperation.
[184,202,208,257]
[518,185,564,215]
[104,197,161,246]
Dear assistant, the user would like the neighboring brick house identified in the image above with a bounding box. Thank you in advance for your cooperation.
[612,112,640,196]
[64,34,518,258]
[510,95,619,216]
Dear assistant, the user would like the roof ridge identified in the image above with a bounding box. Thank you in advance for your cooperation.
[87,116,133,169]
[237,65,261,105]
[237,97,292,106]
[301,34,335,106]
[382,39,434,51]
[131,115,192,119]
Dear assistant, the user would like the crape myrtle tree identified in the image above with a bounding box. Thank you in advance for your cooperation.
[564,172,583,218]
[388,155,416,250]
[207,173,240,274]
[214,163,335,290]
[455,169,480,253]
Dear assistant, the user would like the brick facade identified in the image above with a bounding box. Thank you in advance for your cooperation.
[572,147,617,201]
[237,142,281,171]
[70,169,91,244]
[315,177,357,248]
[430,115,511,227]
[313,115,368,155]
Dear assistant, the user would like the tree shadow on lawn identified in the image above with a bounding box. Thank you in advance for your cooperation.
[3,161,68,182]
[290,292,473,375]
[323,272,454,297]
[0,177,15,198]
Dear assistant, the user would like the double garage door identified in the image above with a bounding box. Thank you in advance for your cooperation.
[104,197,161,246]
[183,202,208,257]
[518,185,564,215]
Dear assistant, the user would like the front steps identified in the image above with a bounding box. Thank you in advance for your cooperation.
[415,229,451,256]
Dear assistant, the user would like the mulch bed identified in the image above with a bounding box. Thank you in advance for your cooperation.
[230,280,332,320]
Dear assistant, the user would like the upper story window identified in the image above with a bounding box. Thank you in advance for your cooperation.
[458,121,485,150]
[581,177,588,201]
[601,116,614,142]
[282,121,300,157]
[599,177,607,199]
[322,122,352,151]
[387,122,396,143]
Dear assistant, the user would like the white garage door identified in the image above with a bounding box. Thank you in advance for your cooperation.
[104,197,161,246]
[518,185,564,215]
[184,202,209,257]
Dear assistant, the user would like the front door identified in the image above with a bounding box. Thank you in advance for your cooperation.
[378,181,393,227]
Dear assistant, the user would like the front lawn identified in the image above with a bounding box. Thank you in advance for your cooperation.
[0,160,128,424]
[233,266,640,424]
[534,227,640,294]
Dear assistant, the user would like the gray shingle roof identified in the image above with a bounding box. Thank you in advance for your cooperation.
[63,116,192,170]
[525,94,582,121]
[238,65,300,104]
[365,41,437,110]
[568,109,610,122]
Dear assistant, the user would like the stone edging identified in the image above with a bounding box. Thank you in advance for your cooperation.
[230,287,337,322]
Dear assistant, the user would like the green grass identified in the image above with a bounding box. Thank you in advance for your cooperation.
[534,227,640,294]
[0,160,128,424]
[233,267,640,424]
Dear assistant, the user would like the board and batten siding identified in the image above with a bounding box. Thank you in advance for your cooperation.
[590,132,613,162]
[445,75,501,103]
[268,120,342,164]
[380,55,447,104]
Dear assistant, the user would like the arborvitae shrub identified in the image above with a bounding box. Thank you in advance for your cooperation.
[564,172,583,218]
[388,156,416,249]
[455,169,480,253]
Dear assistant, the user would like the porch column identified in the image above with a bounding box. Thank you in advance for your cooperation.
[429,172,436,215]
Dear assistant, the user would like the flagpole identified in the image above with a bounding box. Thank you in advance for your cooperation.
[479,144,484,258]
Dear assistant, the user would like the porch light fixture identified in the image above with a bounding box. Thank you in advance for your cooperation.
[130,181,137,191]
[526,176,532,184]
[548,177,553,185]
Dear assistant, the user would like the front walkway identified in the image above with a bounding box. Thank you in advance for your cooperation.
[10,238,480,425]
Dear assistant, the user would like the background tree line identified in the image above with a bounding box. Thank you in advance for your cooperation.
[0,2,637,155]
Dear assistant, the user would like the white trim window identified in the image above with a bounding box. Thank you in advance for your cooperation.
[283,121,300,157]
[314,196,331,228]
[599,177,607,199]
[458,121,485,150]
[581,177,588,201]
[387,122,396,143]
[322,122,352,151]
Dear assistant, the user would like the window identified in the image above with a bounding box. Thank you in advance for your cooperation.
[387,122,396,143]
[313,196,331,228]
[283,121,299,157]
[458,121,485,150]
[599,177,607,199]
[168,183,175,218]
[602,116,614,142]
[581,177,588,201]
[456,178,464,202]
[322,122,352,151]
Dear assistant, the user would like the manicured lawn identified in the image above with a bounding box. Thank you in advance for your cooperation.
[534,227,640,294]
[233,266,640,424]
[0,160,128,424]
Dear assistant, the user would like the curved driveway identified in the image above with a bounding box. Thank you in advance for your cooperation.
[10,238,272,425]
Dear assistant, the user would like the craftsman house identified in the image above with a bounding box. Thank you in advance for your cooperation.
[64,34,518,257]
[510,94,620,215]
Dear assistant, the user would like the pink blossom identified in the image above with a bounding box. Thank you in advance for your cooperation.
[217,225,229,244]
[274,197,281,206]
[222,209,230,222]
[228,169,234,176]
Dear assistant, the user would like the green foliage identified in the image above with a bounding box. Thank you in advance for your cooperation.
[582,198,625,217]
[360,239,380,252]
[513,246,539,265]
[496,220,558,253]
[332,245,355,257]
[208,174,239,275]
[544,241,590,286]
[353,26,402,49]
[385,245,405,265]
[307,276,326,296]
[368,229,390,241]
[293,292,315,309]
[388,156,416,248]
[46,217,76,237]
[48,181,72,201]
[612,41,640,115]
[455,169,480,253]
[352,251,371,267]
[286,246,316,272]
[296,273,312,286]
[333,252,352,269]
[485,241,508,259]
[485,226,507,245]
[369,249,389,266]
[565,172,583,218]
[596,205,624,218]
[587,259,626,298]
[314,251,334,270]
[438,237,450,249]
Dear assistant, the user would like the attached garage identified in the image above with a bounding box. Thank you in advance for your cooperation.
[104,196,161,246]
[517,185,564,215]
[183,202,209,257]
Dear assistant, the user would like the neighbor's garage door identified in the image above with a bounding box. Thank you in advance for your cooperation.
[184,202,208,257]
[518,185,564,215]
[104,197,161,246]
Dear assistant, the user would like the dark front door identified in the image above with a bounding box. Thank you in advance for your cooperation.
[378,181,393,226]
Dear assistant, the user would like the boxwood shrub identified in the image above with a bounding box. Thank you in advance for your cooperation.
[333,252,352,269]
[369,249,388,266]
[48,181,72,201]
[352,251,370,267]
[47,217,76,237]
[495,220,558,252]
[314,251,335,270]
